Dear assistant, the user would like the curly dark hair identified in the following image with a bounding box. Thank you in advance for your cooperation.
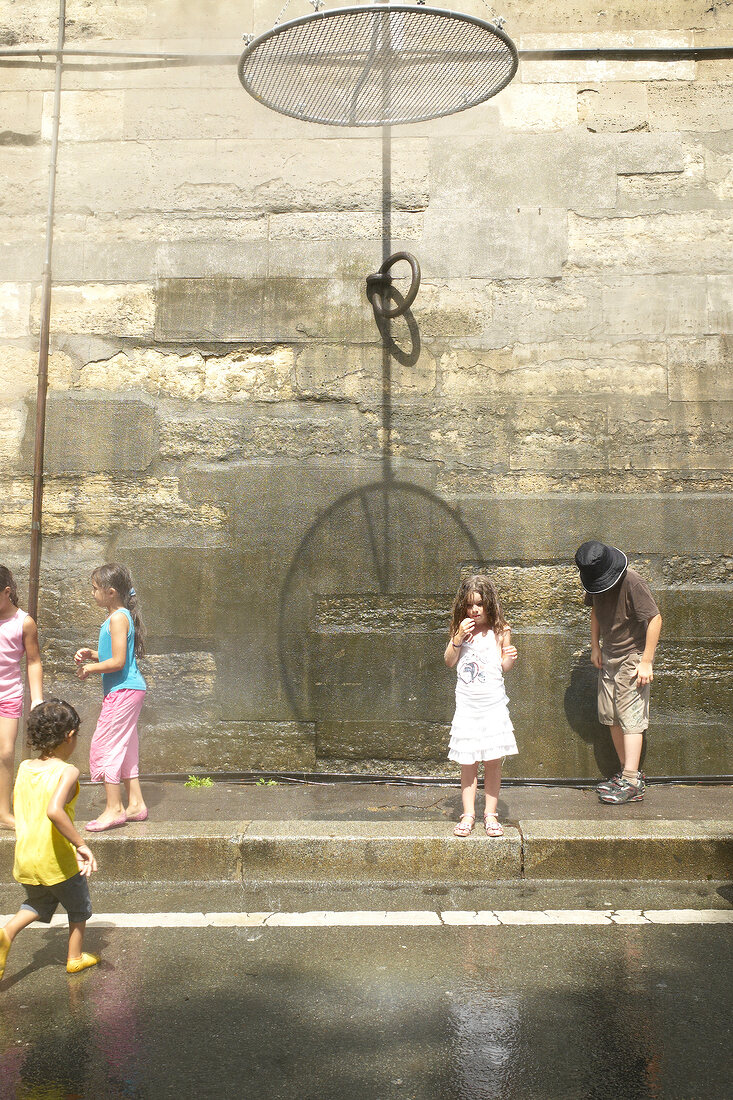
[26,699,80,754]
[449,573,508,639]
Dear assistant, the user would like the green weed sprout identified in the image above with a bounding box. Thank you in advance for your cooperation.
[185,775,214,788]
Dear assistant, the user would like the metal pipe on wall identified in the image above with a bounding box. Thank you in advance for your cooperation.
[27,0,66,622]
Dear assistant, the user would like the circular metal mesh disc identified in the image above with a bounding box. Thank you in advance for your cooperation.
[238,5,518,127]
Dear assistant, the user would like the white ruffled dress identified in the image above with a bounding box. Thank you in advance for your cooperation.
[448,629,518,764]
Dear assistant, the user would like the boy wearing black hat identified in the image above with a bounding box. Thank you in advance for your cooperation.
[574,541,662,804]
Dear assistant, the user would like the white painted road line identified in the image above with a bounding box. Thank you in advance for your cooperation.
[2,909,732,928]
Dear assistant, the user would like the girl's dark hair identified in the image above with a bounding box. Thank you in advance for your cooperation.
[91,562,146,658]
[449,574,507,639]
[0,565,19,607]
[26,698,80,753]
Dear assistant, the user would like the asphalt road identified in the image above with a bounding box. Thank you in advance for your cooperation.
[1,900,731,1100]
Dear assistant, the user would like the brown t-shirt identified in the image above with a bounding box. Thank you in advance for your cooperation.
[584,569,660,658]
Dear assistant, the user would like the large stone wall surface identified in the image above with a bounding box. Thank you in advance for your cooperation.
[1,1,731,778]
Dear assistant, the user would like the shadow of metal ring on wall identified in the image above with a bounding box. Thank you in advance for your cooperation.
[277,479,483,723]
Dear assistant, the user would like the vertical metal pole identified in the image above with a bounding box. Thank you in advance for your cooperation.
[28,0,65,621]
[379,3,393,591]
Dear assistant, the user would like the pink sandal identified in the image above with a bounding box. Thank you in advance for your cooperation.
[453,813,475,837]
[484,813,504,837]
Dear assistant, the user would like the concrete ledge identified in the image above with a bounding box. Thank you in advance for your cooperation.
[90,821,248,882]
[240,821,523,882]
[521,820,733,880]
[1,818,730,885]
[1,822,248,884]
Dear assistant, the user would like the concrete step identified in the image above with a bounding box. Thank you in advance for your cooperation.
[3,818,730,884]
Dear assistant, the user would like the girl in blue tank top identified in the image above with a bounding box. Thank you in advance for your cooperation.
[74,564,148,832]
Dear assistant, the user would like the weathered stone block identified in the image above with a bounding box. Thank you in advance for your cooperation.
[668,338,733,401]
[42,89,123,142]
[422,202,567,280]
[30,283,156,337]
[601,276,707,335]
[5,345,76,396]
[36,474,226,538]
[207,722,316,771]
[0,404,26,468]
[54,138,427,217]
[707,275,733,333]
[0,147,49,215]
[454,495,733,557]
[485,278,603,345]
[522,820,733,880]
[439,340,667,398]
[240,820,522,882]
[569,212,733,274]
[577,84,649,134]
[509,398,609,471]
[155,276,376,343]
[91,823,245,883]
[648,82,733,132]
[28,394,157,475]
[295,344,436,402]
[497,82,578,131]
[317,721,449,762]
[0,90,42,143]
[615,132,690,175]
[607,398,733,472]
[0,283,31,337]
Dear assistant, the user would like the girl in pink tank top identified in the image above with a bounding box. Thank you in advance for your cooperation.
[0,566,44,829]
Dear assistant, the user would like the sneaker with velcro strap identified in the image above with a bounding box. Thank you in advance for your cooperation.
[598,775,645,804]
[595,770,645,795]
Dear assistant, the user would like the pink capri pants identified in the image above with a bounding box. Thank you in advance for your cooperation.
[89,688,146,784]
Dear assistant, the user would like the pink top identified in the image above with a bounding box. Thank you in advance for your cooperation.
[0,607,26,704]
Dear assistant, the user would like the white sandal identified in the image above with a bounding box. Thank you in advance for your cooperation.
[453,813,475,837]
[484,812,504,837]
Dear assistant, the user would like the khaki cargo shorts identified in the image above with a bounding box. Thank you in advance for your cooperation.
[598,651,650,734]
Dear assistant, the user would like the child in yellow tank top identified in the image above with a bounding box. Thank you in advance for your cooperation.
[1,699,99,983]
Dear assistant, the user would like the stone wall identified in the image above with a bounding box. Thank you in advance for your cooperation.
[1,0,731,778]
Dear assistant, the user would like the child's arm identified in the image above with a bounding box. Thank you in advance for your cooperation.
[74,646,99,663]
[46,765,97,877]
[636,613,662,686]
[22,615,43,708]
[77,612,128,679]
[444,617,475,667]
[590,607,602,669]
[500,627,518,672]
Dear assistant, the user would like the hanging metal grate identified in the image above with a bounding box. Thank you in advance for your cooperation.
[238,5,518,127]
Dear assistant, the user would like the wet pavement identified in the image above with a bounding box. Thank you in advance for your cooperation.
[74,777,733,825]
[1,916,731,1099]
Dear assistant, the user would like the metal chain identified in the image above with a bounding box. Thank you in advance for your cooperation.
[477,0,506,29]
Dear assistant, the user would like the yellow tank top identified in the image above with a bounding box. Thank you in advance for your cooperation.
[13,757,80,886]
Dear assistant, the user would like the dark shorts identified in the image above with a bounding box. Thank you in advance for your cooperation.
[20,872,93,924]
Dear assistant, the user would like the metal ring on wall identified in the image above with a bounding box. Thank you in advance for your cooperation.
[366,252,421,318]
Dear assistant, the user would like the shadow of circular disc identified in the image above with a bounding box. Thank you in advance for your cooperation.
[278,479,483,724]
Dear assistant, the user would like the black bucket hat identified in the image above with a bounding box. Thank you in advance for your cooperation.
[574,541,628,594]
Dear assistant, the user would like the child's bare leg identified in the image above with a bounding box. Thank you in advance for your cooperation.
[622,732,644,777]
[67,921,85,962]
[66,921,99,973]
[123,776,146,816]
[1,909,38,978]
[460,763,479,817]
[482,759,502,818]
[609,724,625,769]
[0,716,19,827]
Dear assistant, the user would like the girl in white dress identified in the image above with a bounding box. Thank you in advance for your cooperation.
[444,575,518,837]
